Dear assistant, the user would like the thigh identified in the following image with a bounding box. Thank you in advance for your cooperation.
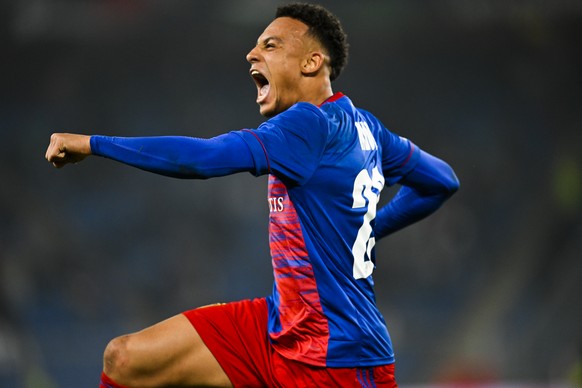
[107,313,232,387]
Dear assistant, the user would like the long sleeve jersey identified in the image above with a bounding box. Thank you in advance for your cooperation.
[90,92,459,367]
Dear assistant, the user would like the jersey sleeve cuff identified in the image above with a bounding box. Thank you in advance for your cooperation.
[89,135,107,157]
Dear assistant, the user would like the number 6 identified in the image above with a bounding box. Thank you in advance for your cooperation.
[351,167,384,279]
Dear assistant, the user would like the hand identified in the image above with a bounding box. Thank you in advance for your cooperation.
[45,133,92,168]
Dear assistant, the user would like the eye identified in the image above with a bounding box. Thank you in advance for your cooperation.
[262,38,279,50]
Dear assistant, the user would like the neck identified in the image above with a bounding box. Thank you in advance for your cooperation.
[301,77,334,106]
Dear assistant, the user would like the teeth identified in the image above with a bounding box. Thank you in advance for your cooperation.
[251,70,260,76]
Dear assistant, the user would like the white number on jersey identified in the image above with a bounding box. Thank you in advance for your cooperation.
[351,167,385,279]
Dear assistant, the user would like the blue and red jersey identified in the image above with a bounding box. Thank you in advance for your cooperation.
[234,93,419,367]
[90,92,458,368]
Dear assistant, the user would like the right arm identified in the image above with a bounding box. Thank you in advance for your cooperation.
[374,149,460,239]
[45,132,256,179]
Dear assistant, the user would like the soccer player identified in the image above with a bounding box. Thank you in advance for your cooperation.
[46,3,459,387]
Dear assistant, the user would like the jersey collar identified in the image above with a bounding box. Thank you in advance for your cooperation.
[318,92,345,107]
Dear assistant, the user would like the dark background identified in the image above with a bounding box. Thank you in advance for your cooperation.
[1,0,581,386]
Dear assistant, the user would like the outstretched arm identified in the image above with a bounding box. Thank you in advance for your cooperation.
[45,132,256,179]
[374,150,460,239]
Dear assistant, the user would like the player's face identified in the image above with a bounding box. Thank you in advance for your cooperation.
[246,17,312,117]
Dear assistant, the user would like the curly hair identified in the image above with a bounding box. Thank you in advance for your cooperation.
[276,3,349,81]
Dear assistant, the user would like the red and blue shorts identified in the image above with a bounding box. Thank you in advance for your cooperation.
[183,298,397,387]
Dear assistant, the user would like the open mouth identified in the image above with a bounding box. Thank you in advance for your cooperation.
[250,69,270,103]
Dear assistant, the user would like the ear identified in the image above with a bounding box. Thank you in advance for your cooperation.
[301,51,326,76]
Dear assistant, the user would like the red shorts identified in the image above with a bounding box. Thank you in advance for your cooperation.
[183,298,397,388]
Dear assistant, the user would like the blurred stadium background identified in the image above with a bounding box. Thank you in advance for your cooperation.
[1,0,581,387]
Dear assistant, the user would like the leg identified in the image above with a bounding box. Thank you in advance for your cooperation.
[103,314,232,387]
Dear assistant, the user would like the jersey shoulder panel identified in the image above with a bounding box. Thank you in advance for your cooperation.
[252,103,331,185]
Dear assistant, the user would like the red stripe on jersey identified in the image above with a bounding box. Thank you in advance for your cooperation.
[268,175,330,365]
[399,143,416,168]
[241,129,271,173]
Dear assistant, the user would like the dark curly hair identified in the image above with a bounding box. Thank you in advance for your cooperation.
[276,3,349,81]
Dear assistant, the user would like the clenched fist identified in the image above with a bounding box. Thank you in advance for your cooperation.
[45,133,92,168]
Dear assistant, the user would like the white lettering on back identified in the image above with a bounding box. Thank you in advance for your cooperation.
[355,121,378,151]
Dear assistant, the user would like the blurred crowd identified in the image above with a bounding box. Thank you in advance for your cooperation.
[1,1,581,386]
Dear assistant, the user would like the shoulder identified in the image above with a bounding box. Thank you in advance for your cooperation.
[275,102,327,122]
[264,102,329,134]
[320,94,382,130]
[355,107,383,128]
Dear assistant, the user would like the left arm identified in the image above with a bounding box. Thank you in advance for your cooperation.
[374,149,460,239]
[46,132,256,179]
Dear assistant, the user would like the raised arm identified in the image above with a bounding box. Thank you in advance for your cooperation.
[374,149,460,239]
[45,132,257,179]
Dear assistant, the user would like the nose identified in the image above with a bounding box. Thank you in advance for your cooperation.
[246,45,259,64]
